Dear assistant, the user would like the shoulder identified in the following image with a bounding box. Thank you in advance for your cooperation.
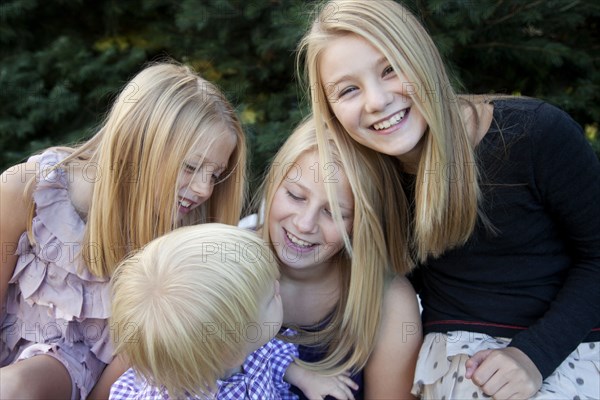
[531,101,585,147]
[504,99,594,166]
[383,275,419,310]
[380,276,421,337]
[492,98,582,138]
[1,161,37,234]
[481,98,589,165]
[1,161,35,197]
[364,276,422,397]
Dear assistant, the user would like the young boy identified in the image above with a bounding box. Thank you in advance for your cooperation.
[108,224,298,399]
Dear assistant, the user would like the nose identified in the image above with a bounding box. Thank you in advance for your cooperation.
[188,172,213,198]
[293,207,318,234]
[364,81,393,114]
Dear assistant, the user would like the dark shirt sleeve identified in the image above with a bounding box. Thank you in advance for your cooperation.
[507,103,600,378]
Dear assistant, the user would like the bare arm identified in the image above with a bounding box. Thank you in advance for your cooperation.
[1,163,35,314]
[364,276,422,399]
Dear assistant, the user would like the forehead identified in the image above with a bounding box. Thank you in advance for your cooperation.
[285,151,353,208]
[319,34,385,77]
[185,127,237,166]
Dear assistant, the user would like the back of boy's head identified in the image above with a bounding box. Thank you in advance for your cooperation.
[111,223,278,398]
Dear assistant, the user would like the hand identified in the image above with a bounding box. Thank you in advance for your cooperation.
[300,371,358,400]
[465,347,542,399]
[286,363,358,400]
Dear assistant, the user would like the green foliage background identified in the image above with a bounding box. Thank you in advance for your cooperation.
[1,0,599,190]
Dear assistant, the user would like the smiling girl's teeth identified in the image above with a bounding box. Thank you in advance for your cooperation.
[179,199,192,208]
[286,231,312,248]
[373,109,407,131]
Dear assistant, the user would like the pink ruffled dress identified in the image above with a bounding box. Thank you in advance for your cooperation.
[1,150,113,399]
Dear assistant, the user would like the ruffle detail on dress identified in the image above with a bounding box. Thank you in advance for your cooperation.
[10,151,110,321]
[3,150,113,366]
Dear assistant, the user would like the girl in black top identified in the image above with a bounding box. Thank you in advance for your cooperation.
[298,1,600,398]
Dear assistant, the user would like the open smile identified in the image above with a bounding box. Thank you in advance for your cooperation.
[178,197,197,213]
[372,108,409,131]
[285,229,314,248]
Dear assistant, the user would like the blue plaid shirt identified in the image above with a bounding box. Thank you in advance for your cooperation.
[109,337,298,400]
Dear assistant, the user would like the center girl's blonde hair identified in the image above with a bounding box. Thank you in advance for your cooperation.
[258,116,409,375]
[298,0,481,262]
[111,223,279,399]
[26,62,247,277]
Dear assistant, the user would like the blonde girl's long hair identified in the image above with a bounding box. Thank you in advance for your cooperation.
[258,116,410,375]
[26,62,246,277]
[111,223,279,399]
[298,0,481,263]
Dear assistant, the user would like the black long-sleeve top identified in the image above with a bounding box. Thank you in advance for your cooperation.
[410,98,600,379]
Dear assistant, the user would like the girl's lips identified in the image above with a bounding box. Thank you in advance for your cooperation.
[178,197,197,214]
[370,108,410,135]
[282,228,316,255]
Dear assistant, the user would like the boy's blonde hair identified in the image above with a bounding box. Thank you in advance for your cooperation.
[26,61,247,277]
[258,116,409,375]
[298,0,481,262]
[111,223,279,399]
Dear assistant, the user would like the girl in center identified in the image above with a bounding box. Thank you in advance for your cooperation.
[252,116,422,399]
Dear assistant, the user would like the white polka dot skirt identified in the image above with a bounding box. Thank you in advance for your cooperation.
[411,332,600,399]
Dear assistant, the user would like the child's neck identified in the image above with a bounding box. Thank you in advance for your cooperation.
[279,259,338,283]
[280,261,341,326]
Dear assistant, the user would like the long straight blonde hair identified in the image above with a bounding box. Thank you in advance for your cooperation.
[26,62,247,277]
[258,116,409,375]
[298,0,481,263]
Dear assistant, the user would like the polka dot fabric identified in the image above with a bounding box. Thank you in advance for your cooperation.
[412,332,599,399]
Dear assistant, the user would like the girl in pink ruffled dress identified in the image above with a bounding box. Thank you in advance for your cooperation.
[0,61,247,400]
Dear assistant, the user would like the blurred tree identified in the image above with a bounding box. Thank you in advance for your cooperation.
[405,0,600,141]
[1,0,598,191]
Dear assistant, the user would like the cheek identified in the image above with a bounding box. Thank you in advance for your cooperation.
[268,208,283,243]
[347,130,368,147]
[205,184,215,199]
[269,192,288,221]
[326,229,346,254]
[333,103,358,126]
[176,174,189,191]
[345,222,353,239]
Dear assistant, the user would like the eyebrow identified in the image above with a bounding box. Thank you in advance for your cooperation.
[187,155,226,168]
[325,55,390,88]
